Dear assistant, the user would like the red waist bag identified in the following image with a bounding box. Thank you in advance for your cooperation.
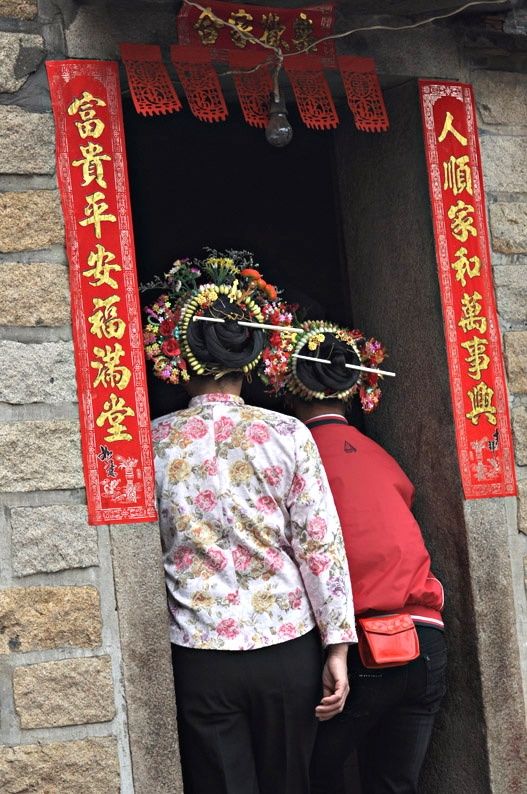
[358,614,420,669]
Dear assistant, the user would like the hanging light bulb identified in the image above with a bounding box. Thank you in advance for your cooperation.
[265,91,293,148]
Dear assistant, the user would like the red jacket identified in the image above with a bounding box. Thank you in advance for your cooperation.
[305,415,444,628]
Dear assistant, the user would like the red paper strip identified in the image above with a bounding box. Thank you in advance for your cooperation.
[229,51,273,128]
[284,54,338,130]
[120,43,181,116]
[420,80,516,499]
[171,45,228,123]
[338,56,389,132]
[177,1,337,69]
[46,61,158,524]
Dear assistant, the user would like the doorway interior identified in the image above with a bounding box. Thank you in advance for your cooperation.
[122,97,356,420]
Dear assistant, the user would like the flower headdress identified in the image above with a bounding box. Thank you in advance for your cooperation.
[141,249,280,384]
[264,319,387,412]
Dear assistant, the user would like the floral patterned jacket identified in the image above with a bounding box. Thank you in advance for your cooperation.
[152,393,356,650]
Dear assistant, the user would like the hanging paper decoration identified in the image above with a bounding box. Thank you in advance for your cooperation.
[46,60,158,525]
[121,43,182,116]
[177,1,337,68]
[338,56,389,132]
[171,45,228,123]
[120,4,389,133]
[284,55,338,130]
[420,80,516,499]
[229,51,273,128]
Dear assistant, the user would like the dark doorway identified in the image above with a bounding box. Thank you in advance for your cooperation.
[122,98,353,420]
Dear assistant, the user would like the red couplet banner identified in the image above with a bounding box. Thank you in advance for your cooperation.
[47,60,158,524]
[420,80,516,499]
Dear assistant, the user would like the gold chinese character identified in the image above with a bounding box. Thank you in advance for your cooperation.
[193,7,224,45]
[88,295,126,339]
[466,382,497,426]
[82,244,121,289]
[460,335,490,380]
[447,200,478,242]
[450,247,481,288]
[72,141,111,189]
[437,111,468,146]
[229,9,254,48]
[79,191,117,239]
[292,12,317,52]
[91,342,131,390]
[67,91,106,139]
[260,12,289,49]
[443,155,473,196]
[96,392,135,442]
[458,291,487,334]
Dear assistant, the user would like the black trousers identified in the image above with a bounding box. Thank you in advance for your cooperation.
[311,627,447,794]
[171,629,323,794]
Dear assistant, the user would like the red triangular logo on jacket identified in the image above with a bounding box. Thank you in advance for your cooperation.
[344,441,356,453]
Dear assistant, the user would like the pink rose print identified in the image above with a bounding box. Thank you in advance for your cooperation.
[214,416,235,442]
[183,416,208,440]
[194,489,217,512]
[233,545,253,571]
[278,622,298,641]
[173,546,194,571]
[216,617,240,639]
[265,548,284,573]
[204,457,218,476]
[290,473,306,499]
[288,588,303,609]
[308,516,327,541]
[151,420,172,442]
[246,422,270,445]
[227,590,240,606]
[264,466,283,486]
[308,552,332,576]
[256,496,278,515]
[206,548,228,572]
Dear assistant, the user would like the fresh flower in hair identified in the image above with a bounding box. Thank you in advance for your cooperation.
[140,249,280,382]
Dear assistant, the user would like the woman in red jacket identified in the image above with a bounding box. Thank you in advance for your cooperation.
[270,320,447,794]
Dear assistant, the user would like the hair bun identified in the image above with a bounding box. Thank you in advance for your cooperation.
[185,294,264,369]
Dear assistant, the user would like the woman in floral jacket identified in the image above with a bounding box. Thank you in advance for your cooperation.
[143,253,356,794]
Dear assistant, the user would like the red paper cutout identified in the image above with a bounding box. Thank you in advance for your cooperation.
[121,43,181,116]
[171,45,228,123]
[338,56,389,132]
[284,54,338,130]
[229,51,273,128]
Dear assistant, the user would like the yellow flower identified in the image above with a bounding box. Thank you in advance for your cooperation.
[167,458,191,482]
[188,522,219,548]
[252,590,276,613]
[229,460,253,484]
[308,333,325,351]
[191,591,214,610]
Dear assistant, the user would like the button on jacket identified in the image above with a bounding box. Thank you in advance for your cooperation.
[152,394,356,651]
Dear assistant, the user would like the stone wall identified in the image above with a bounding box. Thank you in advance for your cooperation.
[0,1,526,793]
[0,2,181,793]
[472,69,527,709]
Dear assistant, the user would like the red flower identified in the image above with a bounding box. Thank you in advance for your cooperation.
[241,268,261,280]
[264,284,277,300]
[159,319,175,336]
[162,338,180,357]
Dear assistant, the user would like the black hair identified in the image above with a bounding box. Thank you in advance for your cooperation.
[185,294,264,369]
[296,334,361,394]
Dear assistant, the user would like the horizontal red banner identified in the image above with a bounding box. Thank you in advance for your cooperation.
[177,1,337,68]
[47,60,158,524]
[420,80,516,498]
